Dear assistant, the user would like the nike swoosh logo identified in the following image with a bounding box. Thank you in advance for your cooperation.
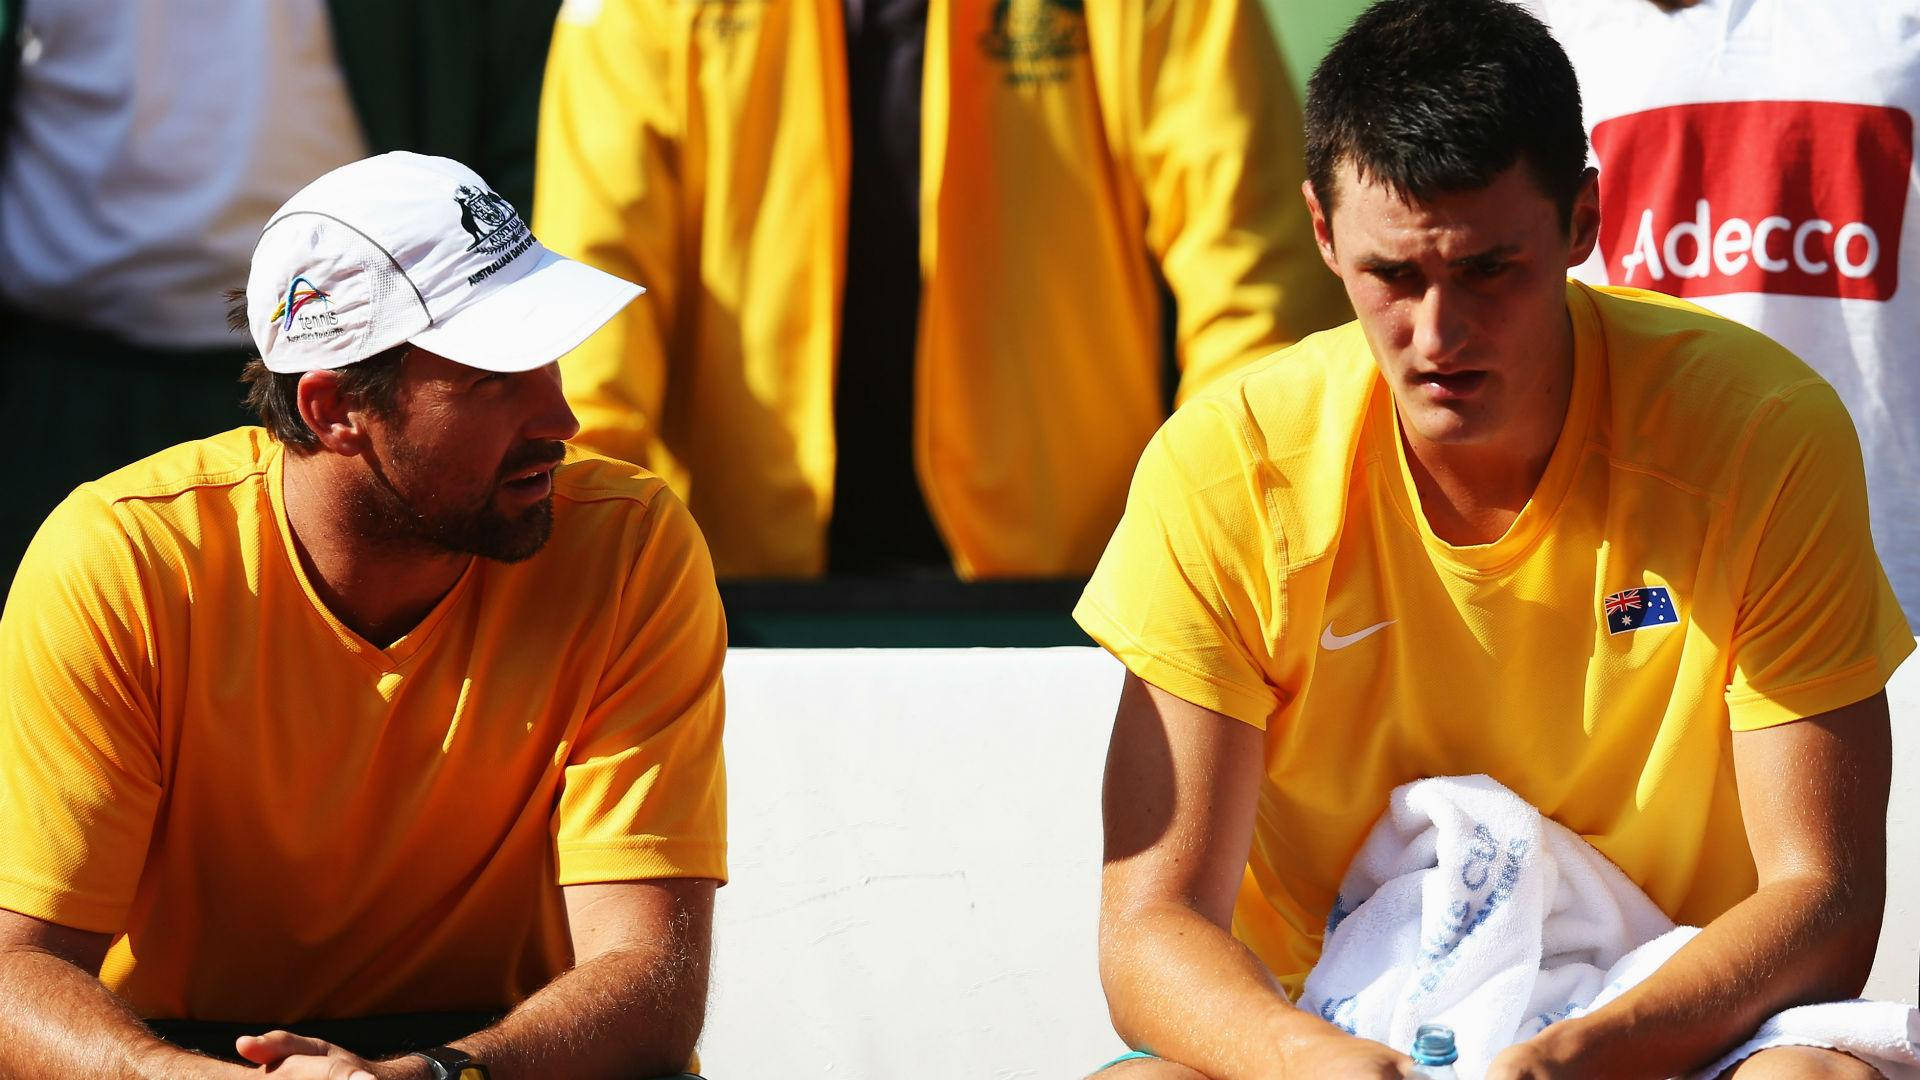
[1321,619,1395,651]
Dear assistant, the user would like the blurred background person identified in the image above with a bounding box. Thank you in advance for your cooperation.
[1524,0,1920,623]
[0,0,561,584]
[535,0,1350,580]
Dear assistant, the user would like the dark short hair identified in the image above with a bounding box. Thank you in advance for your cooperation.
[1304,0,1589,228]
[227,290,410,452]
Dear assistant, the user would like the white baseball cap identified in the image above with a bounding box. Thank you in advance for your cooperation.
[245,151,642,374]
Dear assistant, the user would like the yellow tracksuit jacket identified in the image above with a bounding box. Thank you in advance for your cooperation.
[535,0,1348,578]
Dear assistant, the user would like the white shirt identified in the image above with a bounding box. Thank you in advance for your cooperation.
[0,0,367,349]
[1526,0,1920,623]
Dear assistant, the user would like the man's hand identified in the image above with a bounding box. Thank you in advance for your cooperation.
[1484,1028,1580,1080]
[234,1031,422,1080]
[1282,1030,1418,1079]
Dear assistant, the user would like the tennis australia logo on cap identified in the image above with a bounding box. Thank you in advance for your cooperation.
[455,185,521,252]
[1593,101,1912,301]
[455,184,536,287]
[274,275,344,342]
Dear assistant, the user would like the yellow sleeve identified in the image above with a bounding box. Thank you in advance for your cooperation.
[555,490,728,885]
[0,491,163,933]
[1723,381,1914,730]
[1074,400,1284,728]
[534,0,683,470]
[1100,0,1349,403]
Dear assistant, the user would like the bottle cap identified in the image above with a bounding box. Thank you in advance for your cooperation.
[1411,1023,1458,1066]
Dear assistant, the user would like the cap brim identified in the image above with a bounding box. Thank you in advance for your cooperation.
[406,247,643,372]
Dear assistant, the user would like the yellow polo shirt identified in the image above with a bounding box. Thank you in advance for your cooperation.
[0,429,728,1022]
[1077,282,1912,997]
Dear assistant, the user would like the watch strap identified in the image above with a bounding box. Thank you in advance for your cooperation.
[409,1046,489,1080]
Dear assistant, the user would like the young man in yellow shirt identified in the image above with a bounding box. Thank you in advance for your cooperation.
[0,153,725,1080]
[1076,2,1911,1077]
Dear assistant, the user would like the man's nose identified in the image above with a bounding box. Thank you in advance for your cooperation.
[1411,284,1470,363]
[522,363,581,442]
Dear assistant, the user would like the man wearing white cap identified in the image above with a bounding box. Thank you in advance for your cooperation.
[0,153,725,1080]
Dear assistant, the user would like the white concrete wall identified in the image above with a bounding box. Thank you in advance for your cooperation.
[1879,647,1919,1006]
[704,649,1126,1079]
[704,646,1920,1078]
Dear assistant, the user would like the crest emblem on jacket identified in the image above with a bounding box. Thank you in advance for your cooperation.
[980,0,1086,85]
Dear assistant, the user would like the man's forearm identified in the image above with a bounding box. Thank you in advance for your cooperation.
[0,947,242,1080]
[425,936,706,1080]
[1103,899,1366,1079]
[1542,873,1881,1078]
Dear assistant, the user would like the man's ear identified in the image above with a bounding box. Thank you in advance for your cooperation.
[295,370,373,456]
[1567,166,1602,268]
[1302,179,1340,275]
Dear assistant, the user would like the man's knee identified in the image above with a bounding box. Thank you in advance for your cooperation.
[1090,1058,1211,1080]
[1718,1045,1885,1080]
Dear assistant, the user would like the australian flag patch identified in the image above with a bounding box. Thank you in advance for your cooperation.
[1603,586,1679,635]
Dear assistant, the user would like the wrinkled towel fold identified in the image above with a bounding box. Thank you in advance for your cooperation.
[1297,775,1919,1078]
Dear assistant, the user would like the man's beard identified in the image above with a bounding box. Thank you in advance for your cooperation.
[356,439,566,563]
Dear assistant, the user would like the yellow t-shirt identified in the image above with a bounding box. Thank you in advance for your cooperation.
[1076,282,1913,998]
[0,429,728,1022]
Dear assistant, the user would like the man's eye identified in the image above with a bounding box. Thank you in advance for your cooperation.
[1369,266,1410,283]
[1466,258,1508,279]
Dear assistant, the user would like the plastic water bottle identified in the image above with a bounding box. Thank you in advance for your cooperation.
[1409,1023,1460,1079]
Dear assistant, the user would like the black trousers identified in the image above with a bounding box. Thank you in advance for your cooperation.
[148,1014,703,1077]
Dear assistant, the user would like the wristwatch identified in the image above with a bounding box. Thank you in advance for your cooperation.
[409,1046,489,1080]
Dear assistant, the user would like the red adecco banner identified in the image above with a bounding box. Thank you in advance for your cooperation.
[1592,101,1913,301]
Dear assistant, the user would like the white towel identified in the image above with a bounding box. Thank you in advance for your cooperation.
[1297,775,1920,1079]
